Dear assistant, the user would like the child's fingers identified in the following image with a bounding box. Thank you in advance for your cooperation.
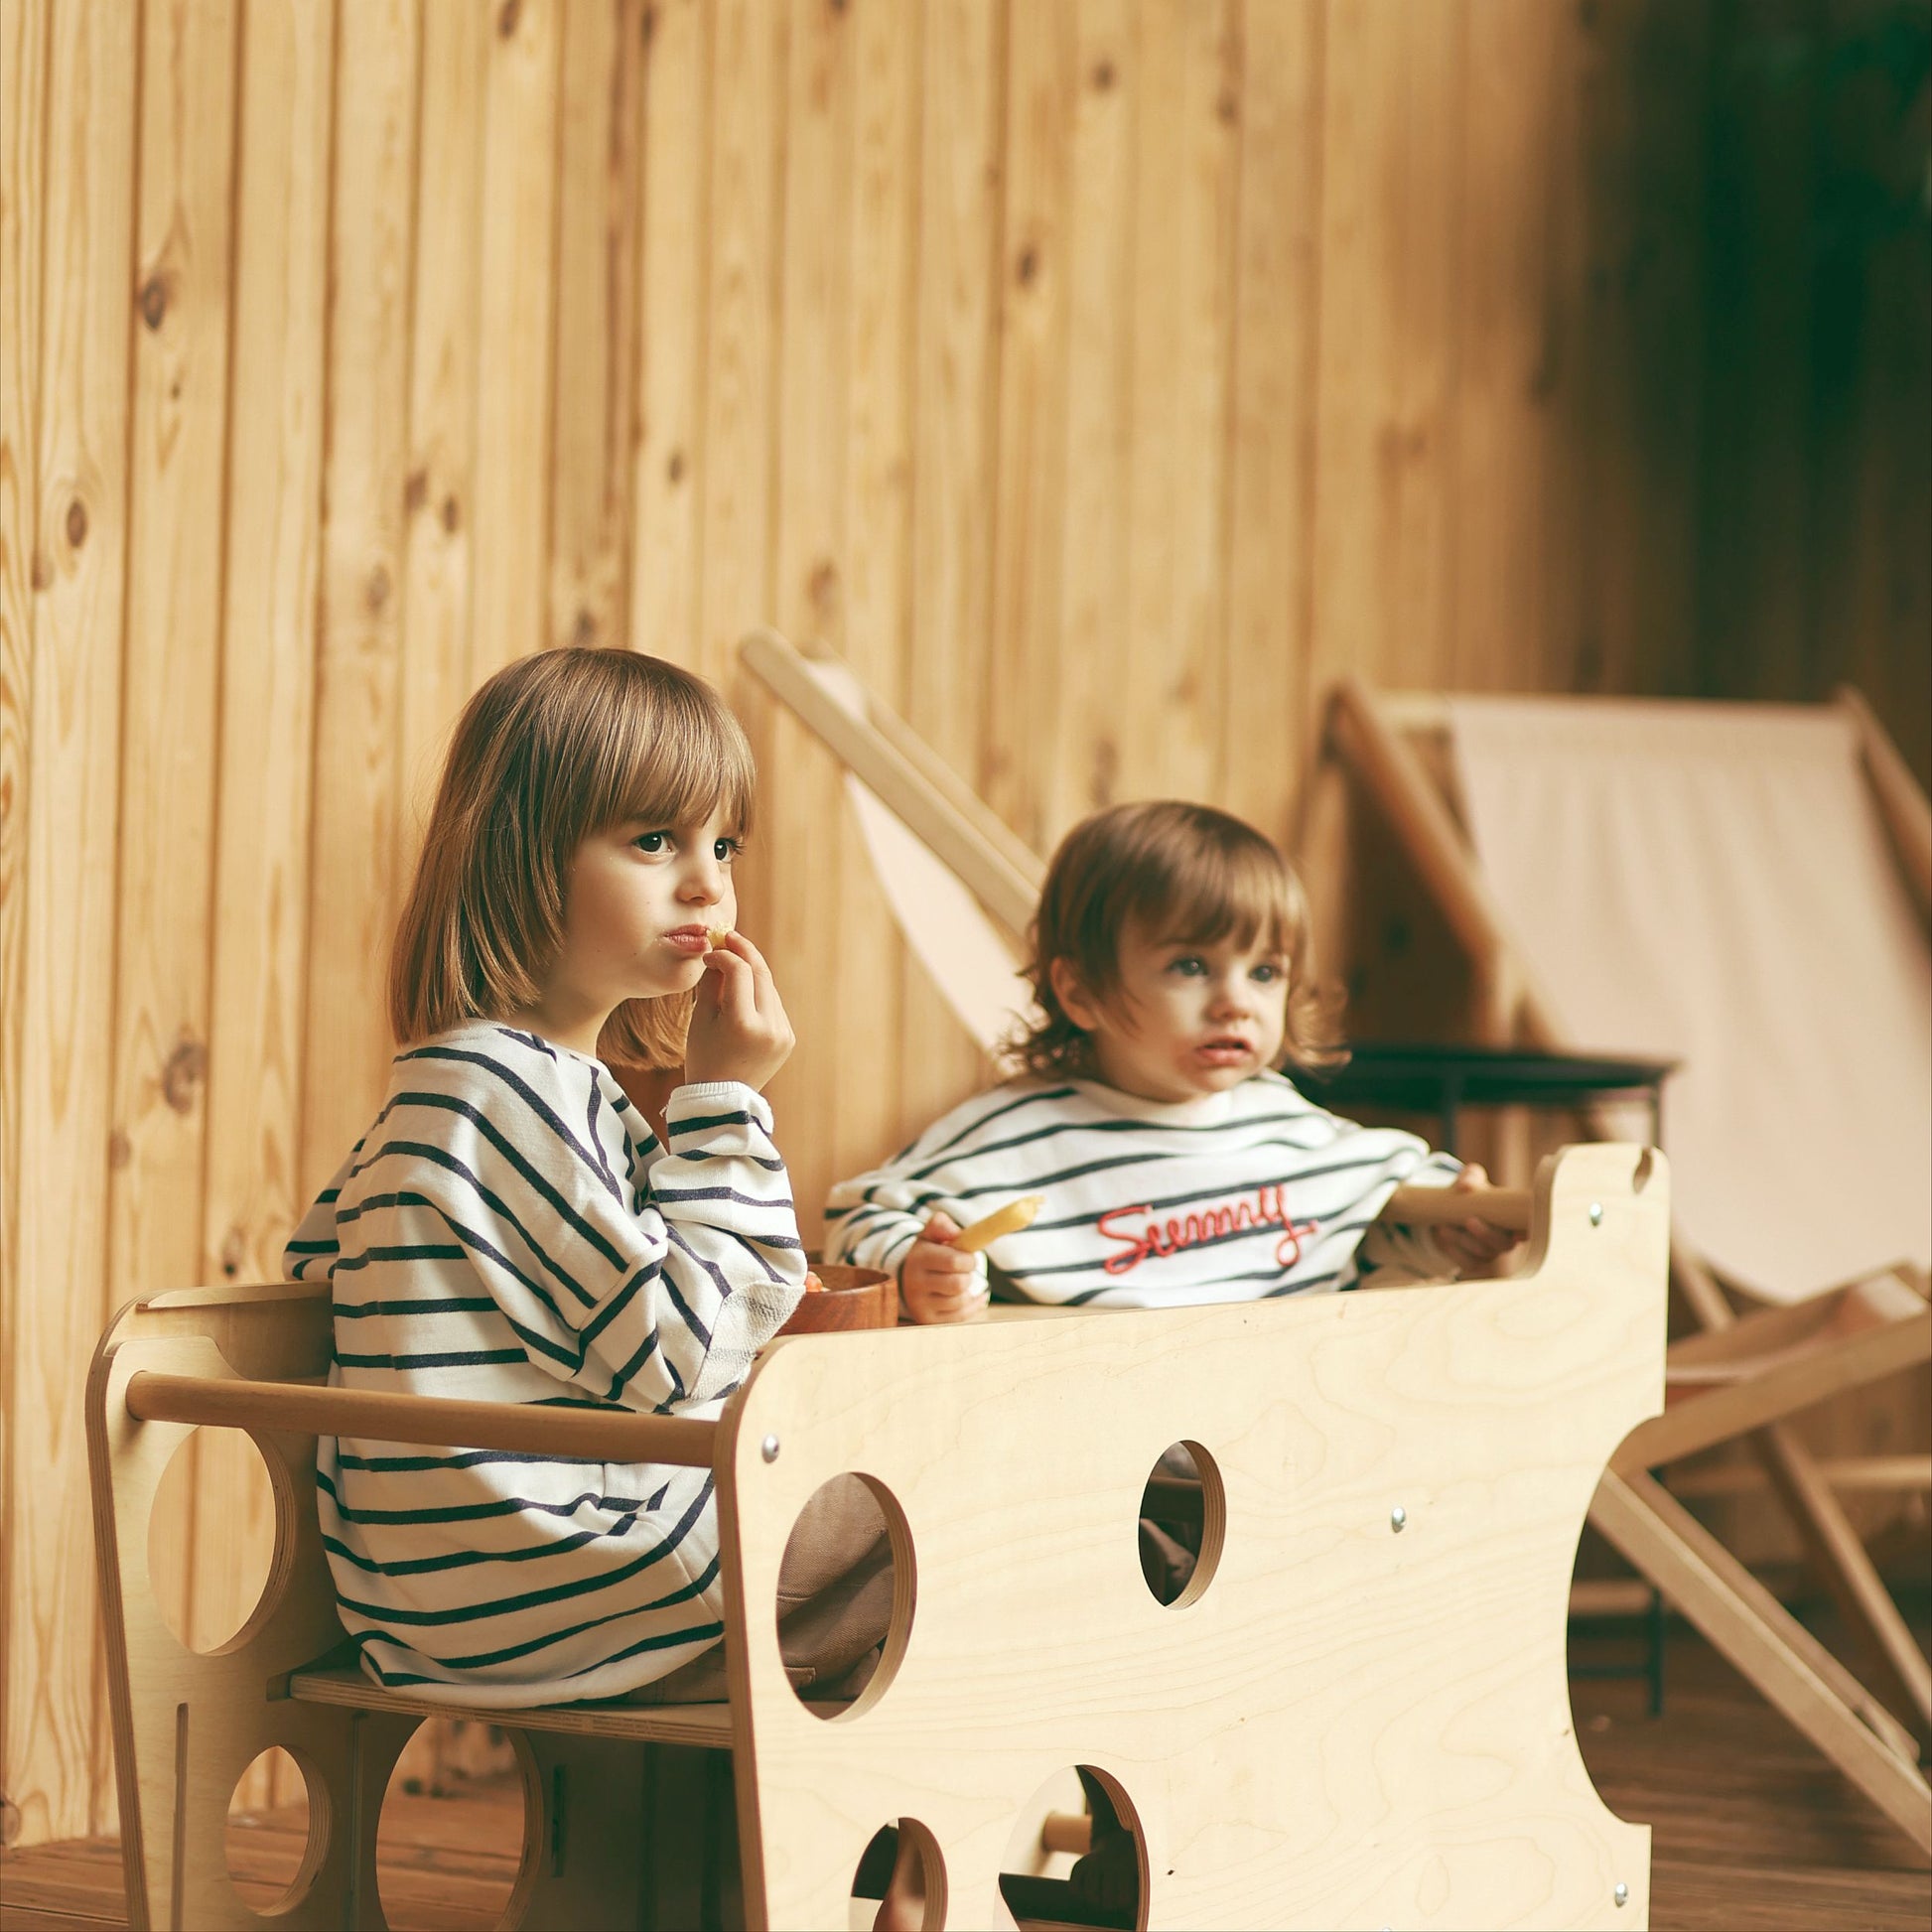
[714,930,778,1007]
[921,1210,962,1244]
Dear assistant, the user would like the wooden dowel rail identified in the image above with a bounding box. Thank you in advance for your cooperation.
[122,1372,720,1466]
[1383,1183,1533,1232]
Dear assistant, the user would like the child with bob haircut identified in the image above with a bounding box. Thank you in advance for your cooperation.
[826,798,1520,1321]
[285,648,892,1712]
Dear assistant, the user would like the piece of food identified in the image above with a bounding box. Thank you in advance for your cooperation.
[802,1268,825,1293]
[952,1194,1045,1254]
[706,925,733,949]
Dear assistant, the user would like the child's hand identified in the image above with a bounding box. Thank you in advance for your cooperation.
[899,1211,989,1324]
[1435,1164,1524,1278]
[684,932,795,1091]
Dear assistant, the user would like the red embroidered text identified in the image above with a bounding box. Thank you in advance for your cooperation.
[1097,1189,1320,1276]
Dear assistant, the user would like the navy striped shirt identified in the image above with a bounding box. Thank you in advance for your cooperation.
[283,1024,805,1706]
[824,1071,1461,1307]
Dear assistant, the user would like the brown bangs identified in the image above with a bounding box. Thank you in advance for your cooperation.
[389,648,756,1067]
[1010,799,1344,1079]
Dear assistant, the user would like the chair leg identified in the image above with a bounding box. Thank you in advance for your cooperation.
[1590,1468,1932,1857]
[1671,1239,1932,1739]
[1753,1421,1932,1738]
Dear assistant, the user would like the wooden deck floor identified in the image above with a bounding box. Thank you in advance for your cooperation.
[3,1626,1927,1931]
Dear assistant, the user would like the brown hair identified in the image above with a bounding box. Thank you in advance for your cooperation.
[389,648,755,1066]
[1010,799,1343,1079]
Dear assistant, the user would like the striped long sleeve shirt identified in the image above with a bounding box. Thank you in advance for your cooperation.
[824,1071,1462,1307]
[282,1023,805,1706]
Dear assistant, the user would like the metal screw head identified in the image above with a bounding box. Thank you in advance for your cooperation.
[1613,1881,1629,1907]
[1390,1505,1407,1533]
[1588,1200,1604,1226]
[759,1434,780,1462]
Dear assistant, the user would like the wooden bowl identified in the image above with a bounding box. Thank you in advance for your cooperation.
[776,1262,897,1335]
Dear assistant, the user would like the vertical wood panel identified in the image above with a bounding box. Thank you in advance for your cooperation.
[1120,0,1240,806]
[397,0,488,851]
[196,0,335,1661]
[549,0,647,655]
[629,0,710,668]
[988,0,1073,856]
[470,0,561,679]
[1221,0,1323,835]
[0,0,51,1836]
[5,0,138,1846]
[900,0,1006,1131]
[302,0,420,1203]
[108,0,240,1693]
[827,0,920,1184]
[1050,0,1134,833]
[765,0,854,1236]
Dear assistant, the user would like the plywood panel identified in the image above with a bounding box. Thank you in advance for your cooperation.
[6,0,138,1846]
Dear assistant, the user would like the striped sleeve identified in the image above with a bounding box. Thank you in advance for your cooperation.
[348,1044,804,1412]
[821,1084,1061,1276]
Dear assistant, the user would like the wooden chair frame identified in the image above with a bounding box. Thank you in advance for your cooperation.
[95,1149,1677,1929]
[741,628,1932,1858]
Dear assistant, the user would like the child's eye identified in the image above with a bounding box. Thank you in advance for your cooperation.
[633,831,670,854]
[1251,962,1283,984]
[713,836,743,864]
[1168,955,1206,978]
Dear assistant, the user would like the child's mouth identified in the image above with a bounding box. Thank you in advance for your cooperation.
[1194,1038,1253,1066]
[663,926,713,956]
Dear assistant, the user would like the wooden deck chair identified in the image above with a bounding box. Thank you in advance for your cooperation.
[1300,684,1932,1742]
[741,628,1932,1855]
[94,1148,1670,1929]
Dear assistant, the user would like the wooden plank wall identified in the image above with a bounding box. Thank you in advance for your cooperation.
[1,0,1926,1850]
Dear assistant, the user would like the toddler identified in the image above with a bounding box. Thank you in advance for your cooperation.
[826,800,1519,1320]
[285,648,888,1711]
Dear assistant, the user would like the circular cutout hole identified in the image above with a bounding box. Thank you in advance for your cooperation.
[150,1428,282,1652]
[775,1473,912,1720]
[1137,1440,1224,1607]
[847,1817,947,1931]
[376,1722,534,1931]
[996,1765,1147,1931]
[225,1748,326,1913]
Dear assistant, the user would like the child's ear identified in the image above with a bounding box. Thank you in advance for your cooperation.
[1048,957,1101,1033]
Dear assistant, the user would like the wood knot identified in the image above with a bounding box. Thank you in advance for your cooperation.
[108,1128,133,1170]
[808,557,839,617]
[138,272,170,331]
[1016,244,1038,286]
[441,493,461,533]
[365,564,392,613]
[219,1227,246,1280]
[496,0,520,37]
[162,1036,207,1113]
[1091,59,1116,91]
[640,4,655,45]
[66,499,88,548]
[1216,90,1237,126]
[404,468,429,513]
[30,550,52,591]
[569,608,598,647]
[666,449,686,484]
